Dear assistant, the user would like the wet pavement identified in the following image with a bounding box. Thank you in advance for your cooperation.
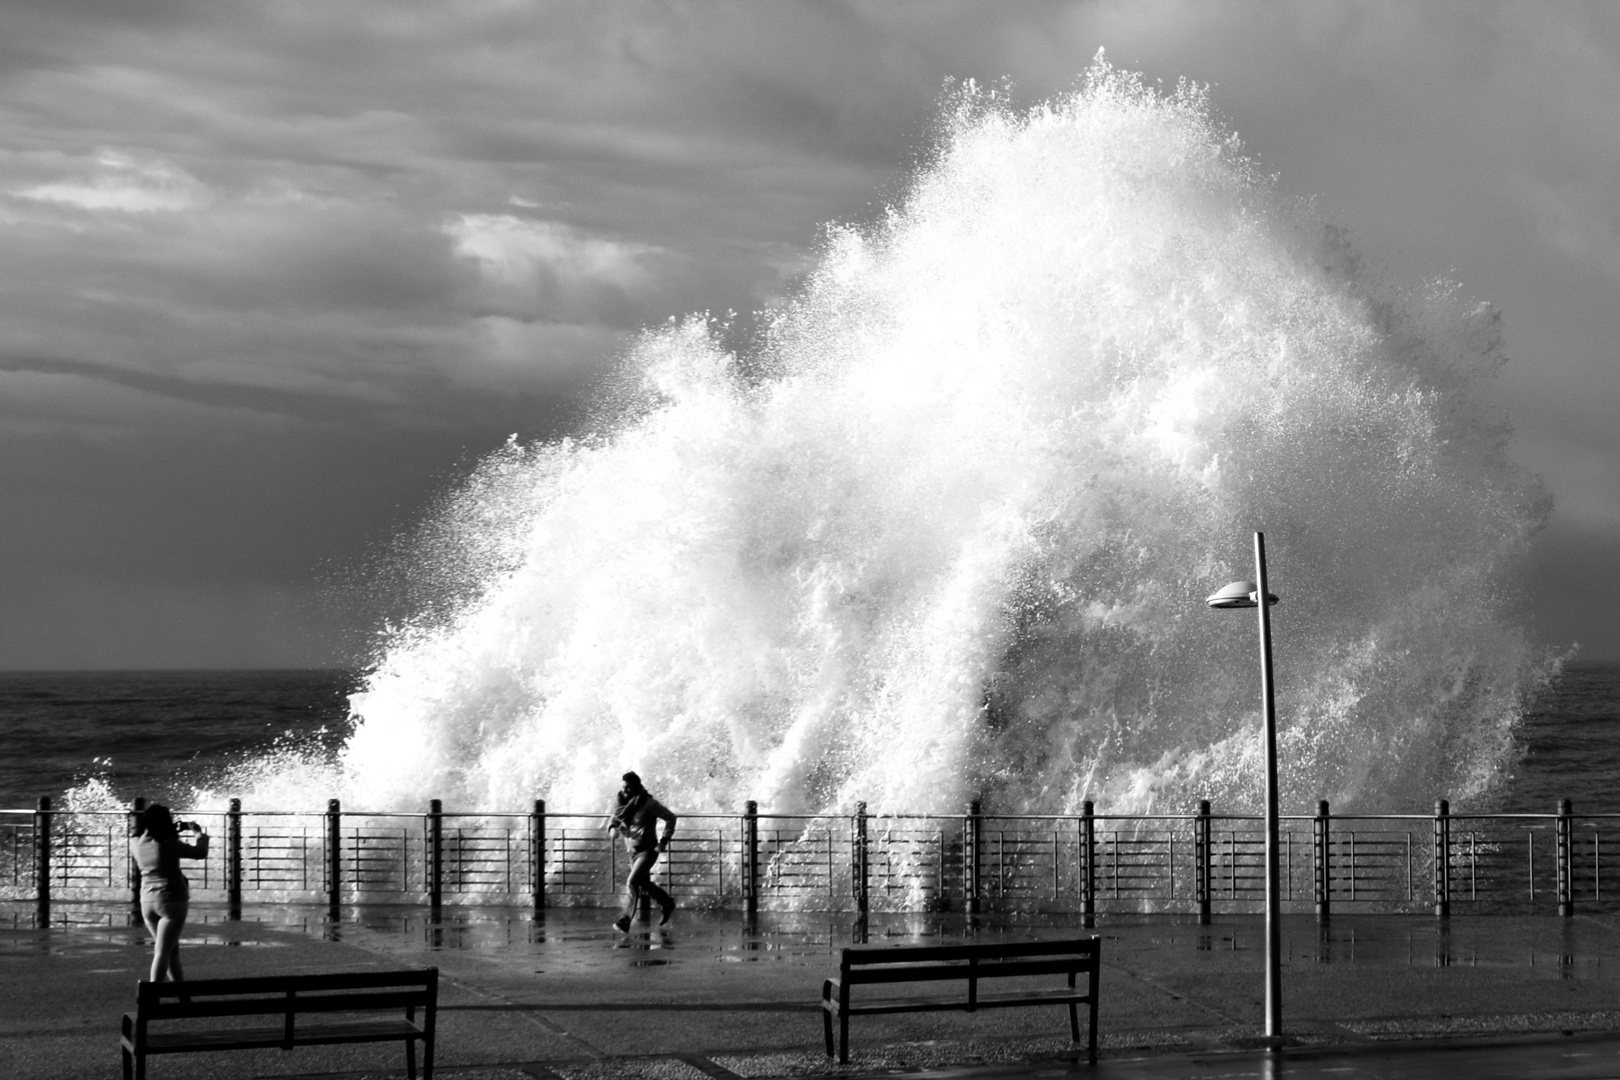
[7,903,1620,1078]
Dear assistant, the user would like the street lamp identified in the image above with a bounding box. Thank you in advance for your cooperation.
[1206,531,1282,1045]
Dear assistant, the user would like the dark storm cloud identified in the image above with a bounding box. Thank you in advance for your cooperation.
[0,2,937,413]
[0,2,949,669]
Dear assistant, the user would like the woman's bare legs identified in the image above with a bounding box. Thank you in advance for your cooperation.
[141,901,162,979]
[144,900,188,982]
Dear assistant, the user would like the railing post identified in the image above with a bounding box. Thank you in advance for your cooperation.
[852,801,869,917]
[743,800,759,916]
[1433,798,1450,919]
[1194,799,1211,925]
[128,796,146,915]
[1314,799,1331,924]
[427,798,443,912]
[34,796,51,920]
[1080,800,1096,928]
[325,798,341,918]
[226,797,243,919]
[531,799,546,914]
[1558,798,1574,917]
[964,800,981,915]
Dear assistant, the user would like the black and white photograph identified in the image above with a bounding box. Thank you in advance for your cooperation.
[3,4,1620,1078]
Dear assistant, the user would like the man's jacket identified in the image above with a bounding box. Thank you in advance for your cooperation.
[612,793,677,854]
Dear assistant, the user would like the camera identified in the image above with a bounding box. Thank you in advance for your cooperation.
[178,820,201,833]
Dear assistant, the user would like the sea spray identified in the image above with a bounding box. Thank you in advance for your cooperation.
[237,61,1556,818]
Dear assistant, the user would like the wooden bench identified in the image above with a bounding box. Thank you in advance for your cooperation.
[121,968,437,1080]
[821,937,1099,1063]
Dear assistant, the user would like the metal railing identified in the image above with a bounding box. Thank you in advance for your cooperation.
[2,795,1612,920]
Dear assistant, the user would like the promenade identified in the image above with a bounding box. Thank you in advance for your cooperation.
[7,904,1620,1079]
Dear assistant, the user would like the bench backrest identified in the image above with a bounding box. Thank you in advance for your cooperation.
[135,968,438,1022]
[839,938,1099,983]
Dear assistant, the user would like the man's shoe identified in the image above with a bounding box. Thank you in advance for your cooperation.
[659,899,676,926]
[612,916,631,933]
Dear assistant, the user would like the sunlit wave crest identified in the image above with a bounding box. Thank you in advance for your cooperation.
[210,59,1557,818]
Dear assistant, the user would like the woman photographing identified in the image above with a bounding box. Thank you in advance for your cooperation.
[130,805,208,983]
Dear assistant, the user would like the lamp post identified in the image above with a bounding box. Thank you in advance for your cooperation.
[1206,531,1282,1044]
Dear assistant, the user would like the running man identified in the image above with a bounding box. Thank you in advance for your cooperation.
[606,771,678,931]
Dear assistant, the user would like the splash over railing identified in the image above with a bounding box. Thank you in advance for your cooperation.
[0,796,1604,920]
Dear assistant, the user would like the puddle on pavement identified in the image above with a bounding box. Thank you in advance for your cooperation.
[4,902,1613,975]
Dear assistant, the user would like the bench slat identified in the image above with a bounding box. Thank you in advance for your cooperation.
[140,970,434,999]
[840,940,1099,966]
[839,989,1092,1017]
[834,958,1094,984]
[143,989,432,1020]
[141,1021,423,1053]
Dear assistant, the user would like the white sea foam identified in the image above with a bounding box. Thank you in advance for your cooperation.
[232,60,1555,818]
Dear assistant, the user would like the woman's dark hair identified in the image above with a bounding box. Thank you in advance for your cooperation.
[135,804,179,841]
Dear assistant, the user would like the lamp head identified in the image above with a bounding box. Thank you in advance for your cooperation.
[1205,580,1279,609]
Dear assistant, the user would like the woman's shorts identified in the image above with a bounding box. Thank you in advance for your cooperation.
[141,895,189,921]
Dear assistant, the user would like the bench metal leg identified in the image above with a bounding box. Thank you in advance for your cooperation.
[406,1036,417,1080]
[1089,963,1100,1063]
[424,1032,435,1080]
[822,1007,834,1058]
[840,1012,850,1064]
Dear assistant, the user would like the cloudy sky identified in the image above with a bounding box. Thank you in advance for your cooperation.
[1,0,1616,669]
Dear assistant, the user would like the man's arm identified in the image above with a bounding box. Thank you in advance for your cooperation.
[655,802,678,849]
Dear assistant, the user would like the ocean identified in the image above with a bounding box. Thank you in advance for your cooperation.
[0,664,1615,817]
[0,669,356,813]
